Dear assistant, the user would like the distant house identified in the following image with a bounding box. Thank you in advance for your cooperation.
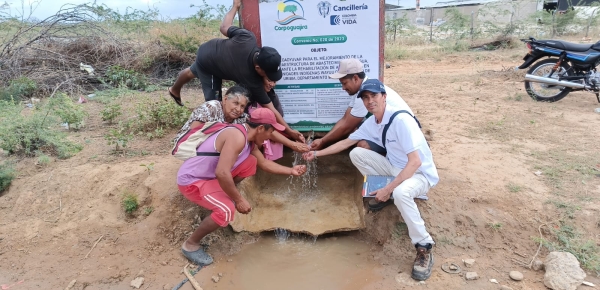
[385,0,541,25]
[550,0,599,12]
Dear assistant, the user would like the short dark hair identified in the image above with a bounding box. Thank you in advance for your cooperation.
[246,121,273,131]
[340,72,366,81]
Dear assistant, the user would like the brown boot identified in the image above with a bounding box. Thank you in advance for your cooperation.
[411,243,434,281]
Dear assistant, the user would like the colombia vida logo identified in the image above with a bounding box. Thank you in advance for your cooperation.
[276,0,306,25]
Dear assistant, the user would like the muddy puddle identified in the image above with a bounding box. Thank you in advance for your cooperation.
[193,233,383,290]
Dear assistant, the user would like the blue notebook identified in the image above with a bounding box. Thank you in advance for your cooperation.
[362,175,395,199]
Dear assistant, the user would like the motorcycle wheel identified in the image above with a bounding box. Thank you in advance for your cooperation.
[524,58,573,102]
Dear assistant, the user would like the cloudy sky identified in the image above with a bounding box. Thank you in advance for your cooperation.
[3,0,225,20]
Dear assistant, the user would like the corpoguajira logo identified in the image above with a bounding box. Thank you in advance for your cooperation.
[276,0,306,25]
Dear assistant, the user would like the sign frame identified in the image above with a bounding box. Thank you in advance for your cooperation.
[240,0,385,132]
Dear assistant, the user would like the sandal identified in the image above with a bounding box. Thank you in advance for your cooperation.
[368,198,394,212]
[168,87,184,107]
[181,247,213,266]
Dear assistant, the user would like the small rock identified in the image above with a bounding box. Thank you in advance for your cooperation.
[212,275,220,283]
[227,259,233,262]
[161,261,167,266]
[218,273,223,277]
[509,271,523,281]
[500,286,513,290]
[544,251,586,290]
[130,277,144,289]
[449,264,458,270]
[464,259,475,267]
[582,281,596,287]
[534,170,543,176]
[465,272,478,280]
[385,63,391,69]
[532,259,544,271]
[417,281,425,285]
[136,270,144,278]
[163,284,171,290]
[490,279,498,284]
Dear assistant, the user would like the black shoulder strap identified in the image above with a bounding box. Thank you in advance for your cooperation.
[382,110,422,148]
[196,152,220,156]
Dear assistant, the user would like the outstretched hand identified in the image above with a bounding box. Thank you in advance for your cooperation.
[290,165,307,176]
[291,142,310,153]
[310,138,323,150]
[302,151,317,161]
[233,0,242,9]
[290,130,306,143]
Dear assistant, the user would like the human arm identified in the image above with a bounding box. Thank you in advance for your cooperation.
[311,107,363,150]
[271,131,310,153]
[220,0,242,37]
[369,151,422,202]
[214,129,251,214]
[251,146,307,175]
[303,138,358,161]
[261,101,305,143]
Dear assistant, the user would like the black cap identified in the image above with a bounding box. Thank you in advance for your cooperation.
[256,46,283,82]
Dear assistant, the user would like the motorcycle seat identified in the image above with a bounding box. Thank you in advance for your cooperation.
[537,40,593,52]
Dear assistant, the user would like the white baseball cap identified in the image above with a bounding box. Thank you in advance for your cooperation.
[329,59,364,79]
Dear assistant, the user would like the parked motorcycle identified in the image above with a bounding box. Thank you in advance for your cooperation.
[517,37,600,102]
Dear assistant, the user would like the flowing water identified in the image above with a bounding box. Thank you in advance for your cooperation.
[290,130,318,197]
[195,234,383,290]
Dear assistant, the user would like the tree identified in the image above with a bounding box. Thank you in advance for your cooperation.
[284,5,297,15]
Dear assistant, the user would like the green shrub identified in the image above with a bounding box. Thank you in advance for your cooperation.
[0,77,37,102]
[101,103,122,124]
[134,97,189,134]
[48,93,88,130]
[104,124,133,151]
[105,65,148,90]
[159,34,198,54]
[37,153,51,166]
[0,100,83,158]
[0,161,16,193]
[121,192,139,214]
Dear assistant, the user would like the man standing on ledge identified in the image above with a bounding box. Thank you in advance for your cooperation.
[303,79,439,281]
[168,0,305,142]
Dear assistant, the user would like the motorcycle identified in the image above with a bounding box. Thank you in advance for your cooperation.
[517,37,600,102]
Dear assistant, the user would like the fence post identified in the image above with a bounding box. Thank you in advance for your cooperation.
[430,8,434,42]
[585,7,598,38]
[551,10,556,38]
[470,11,474,41]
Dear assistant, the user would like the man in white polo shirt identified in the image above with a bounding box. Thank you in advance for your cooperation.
[303,79,439,281]
[310,58,412,153]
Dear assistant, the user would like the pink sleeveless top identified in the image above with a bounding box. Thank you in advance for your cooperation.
[177,125,251,186]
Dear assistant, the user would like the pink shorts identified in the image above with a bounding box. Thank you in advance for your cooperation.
[178,155,257,227]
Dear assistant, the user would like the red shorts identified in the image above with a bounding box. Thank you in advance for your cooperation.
[178,155,257,227]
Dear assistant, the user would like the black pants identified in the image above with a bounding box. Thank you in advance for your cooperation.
[190,62,222,102]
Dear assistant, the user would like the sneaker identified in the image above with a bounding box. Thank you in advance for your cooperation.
[367,198,394,212]
[411,243,434,281]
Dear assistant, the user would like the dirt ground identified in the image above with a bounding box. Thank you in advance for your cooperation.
[1,46,600,290]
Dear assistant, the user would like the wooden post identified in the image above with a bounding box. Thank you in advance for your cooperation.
[430,8,434,42]
[470,11,474,41]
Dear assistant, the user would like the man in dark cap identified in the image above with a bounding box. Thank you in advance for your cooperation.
[168,0,303,142]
